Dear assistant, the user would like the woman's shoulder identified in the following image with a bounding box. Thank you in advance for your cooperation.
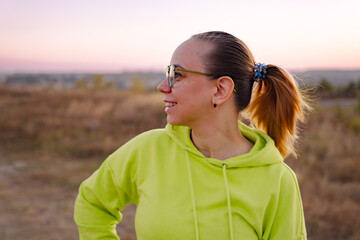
[130,127,170,144]
[272,162,302,191]
[105,127,170,165]
[111,127,170,153]
[258,160,301,189]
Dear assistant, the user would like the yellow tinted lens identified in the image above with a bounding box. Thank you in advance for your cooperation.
[168,65,175,87]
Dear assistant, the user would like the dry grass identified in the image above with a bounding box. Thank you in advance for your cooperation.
[286,102,360,240]
[0,87,166,158]
[0,87,165,240]
[0,87,359,240]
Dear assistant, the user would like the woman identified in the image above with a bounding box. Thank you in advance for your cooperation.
[74,31,308,239]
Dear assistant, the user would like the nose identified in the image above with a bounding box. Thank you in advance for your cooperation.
[157,77,171,93]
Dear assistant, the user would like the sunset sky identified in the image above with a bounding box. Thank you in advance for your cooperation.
[1,0,360,73]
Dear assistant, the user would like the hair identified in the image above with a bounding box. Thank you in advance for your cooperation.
[191,31,310,158]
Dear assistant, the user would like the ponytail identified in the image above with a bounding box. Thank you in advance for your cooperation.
[245,65,310,157]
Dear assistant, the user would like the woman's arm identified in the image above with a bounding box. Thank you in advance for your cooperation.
[264,164,307,240]
[74,148,138,240]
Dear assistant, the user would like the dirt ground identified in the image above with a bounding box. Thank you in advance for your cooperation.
[0,152,137,240]
[0,87,359,240]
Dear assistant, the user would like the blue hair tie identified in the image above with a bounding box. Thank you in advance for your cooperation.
[253,62,267,82]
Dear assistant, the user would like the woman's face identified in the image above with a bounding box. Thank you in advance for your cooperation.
[157,39,216,127]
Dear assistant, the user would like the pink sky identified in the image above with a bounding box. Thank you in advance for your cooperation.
[1,0,360,73]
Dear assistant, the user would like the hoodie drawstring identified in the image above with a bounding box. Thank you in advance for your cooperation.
[223,163,234,240]
[185,151,234,240]
[185,151,200,240]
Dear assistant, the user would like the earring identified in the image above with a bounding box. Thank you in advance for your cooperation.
[213,103,217,108]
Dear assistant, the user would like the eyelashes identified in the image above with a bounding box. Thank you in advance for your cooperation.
[174,71,183,79]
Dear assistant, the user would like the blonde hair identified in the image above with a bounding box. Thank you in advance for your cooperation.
[245,65,310,157]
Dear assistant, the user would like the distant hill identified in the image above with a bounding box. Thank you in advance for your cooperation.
[1,69,359,89]
[0,72,165,90]
[292,70,360,86]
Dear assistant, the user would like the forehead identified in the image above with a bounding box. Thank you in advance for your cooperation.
[170,38,213,70]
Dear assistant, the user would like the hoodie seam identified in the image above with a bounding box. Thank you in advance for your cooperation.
[108,156,139,206]
[280,162,306,236]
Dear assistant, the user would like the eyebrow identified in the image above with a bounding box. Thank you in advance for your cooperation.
[173,64,184,69]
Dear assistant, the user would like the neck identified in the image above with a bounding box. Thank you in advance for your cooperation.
[190,115,253,160]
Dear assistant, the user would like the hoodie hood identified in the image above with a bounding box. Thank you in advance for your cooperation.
[165,121,283,168]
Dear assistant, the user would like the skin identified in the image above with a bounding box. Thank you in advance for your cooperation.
[157,38,253,160]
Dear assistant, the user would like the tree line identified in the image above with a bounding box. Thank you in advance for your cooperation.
[316,78,360,98]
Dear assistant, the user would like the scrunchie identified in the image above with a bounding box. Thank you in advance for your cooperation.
[253,63,267,82]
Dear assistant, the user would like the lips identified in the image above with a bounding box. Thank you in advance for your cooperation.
[164,100,177,112]
[165,102,177,107]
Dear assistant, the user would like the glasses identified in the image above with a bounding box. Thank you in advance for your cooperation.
[166,64,217,88]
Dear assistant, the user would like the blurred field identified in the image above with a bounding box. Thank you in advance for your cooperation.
[0,86,359,240]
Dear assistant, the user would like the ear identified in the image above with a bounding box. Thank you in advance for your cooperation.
[212,76,235,106]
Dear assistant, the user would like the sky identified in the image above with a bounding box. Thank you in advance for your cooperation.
[0,0,360,73]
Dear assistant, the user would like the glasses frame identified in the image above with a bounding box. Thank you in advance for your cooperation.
[165,64,237,93]
[166,64,217,88]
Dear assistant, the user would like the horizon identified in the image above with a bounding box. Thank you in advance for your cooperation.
[1,68,360,75]
[1,0,360,73]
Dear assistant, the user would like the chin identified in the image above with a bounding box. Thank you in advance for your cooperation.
[166,115,187,126]
[167,116,179,125]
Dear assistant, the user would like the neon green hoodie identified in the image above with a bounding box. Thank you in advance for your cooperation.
[74,122,307,239]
